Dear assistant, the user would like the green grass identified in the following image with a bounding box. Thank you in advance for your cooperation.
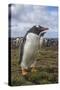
[10,46,58,86]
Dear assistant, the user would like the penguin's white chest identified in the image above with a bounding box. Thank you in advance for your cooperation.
[21,33,40,69]
[24,33,40,54]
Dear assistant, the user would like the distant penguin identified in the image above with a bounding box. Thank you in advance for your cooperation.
[39,32,46,48]
[16,37,20,46]
[19,25,48,76]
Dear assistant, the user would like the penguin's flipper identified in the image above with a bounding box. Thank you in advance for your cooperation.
[19,38,26,64]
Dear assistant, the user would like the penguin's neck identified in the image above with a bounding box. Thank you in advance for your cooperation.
[23,32,40,42]
[26,32,40,39]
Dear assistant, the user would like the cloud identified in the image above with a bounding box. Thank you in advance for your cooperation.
[11,22,35,37]
[10,4,58,38]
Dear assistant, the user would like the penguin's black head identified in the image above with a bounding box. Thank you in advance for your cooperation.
[31,25,48,36]
[38,25,48,33]
[38,25,48,37]
[25,25,48,37]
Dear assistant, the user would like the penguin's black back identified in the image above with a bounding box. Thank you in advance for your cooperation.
[19,37,26,64]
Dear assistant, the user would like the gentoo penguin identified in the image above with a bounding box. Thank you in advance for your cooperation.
[19,25,48,76]
[16,37,20,47]
[39,32,46,48]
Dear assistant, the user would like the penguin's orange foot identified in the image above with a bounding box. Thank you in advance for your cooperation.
[21,69,29,76]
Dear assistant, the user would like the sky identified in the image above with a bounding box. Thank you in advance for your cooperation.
[9,4,58,38]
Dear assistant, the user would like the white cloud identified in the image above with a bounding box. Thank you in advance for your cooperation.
[10,4,58,38]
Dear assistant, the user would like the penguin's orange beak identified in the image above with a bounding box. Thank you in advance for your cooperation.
[42,28,48,31]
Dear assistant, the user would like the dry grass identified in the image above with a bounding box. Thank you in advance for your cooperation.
[10,46,58,86]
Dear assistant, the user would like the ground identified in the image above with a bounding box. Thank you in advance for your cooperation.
[10,46,58,86]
